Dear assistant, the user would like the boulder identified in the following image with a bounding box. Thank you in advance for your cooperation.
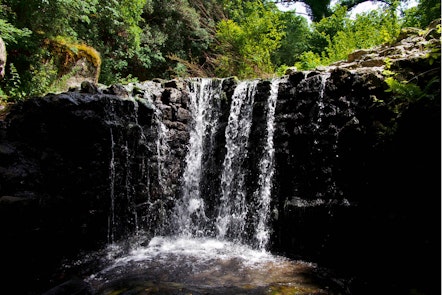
[0,37,6,79]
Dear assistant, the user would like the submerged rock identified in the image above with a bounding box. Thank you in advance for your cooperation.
[42,279,93,295]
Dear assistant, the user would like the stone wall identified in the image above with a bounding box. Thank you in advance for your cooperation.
[0,81,193,294]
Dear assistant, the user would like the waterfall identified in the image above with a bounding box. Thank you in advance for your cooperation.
[154,110,169,194]
[253,78,281,250]
[105,78,280,249]
[215,80,258,242]
[108,128,116,243]
[106,82,173,241]
[5,52,426,293]
[314,73,330,131]
[47,76,357,294]
[86,78,337,294]
[169,77,284,250]
[174,78,224,237]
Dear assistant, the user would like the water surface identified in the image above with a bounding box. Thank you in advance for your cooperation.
[85,236,336,295]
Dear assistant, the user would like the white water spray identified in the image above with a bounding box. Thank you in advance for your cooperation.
[175,78,224,236]
[253,78,282,250]
[108,128,116,243]
[216,80,258,242]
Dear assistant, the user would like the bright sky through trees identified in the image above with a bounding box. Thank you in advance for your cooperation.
[276,0,420,21]
[276,1,309,14]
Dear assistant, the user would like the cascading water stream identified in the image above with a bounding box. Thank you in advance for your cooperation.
[154,110,169,194]
[253,78,282,250]
[105,78,283,248]
[108,128,116,243]
[216,80,258,242]
[174,78,224,237]
[172,78,279,249]
[314,73,330,131]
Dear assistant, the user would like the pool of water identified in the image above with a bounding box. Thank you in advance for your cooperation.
[76,236,346,295]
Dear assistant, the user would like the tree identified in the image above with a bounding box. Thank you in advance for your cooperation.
[307,5,349,55]
[89,0,213,82]
[339,0,391,10]
[1,0,98,38]
[325,6,400,61]
[271,10,310,67]
[140,0,212,79]
[419,0,441,26]
[0,19,31,46]
[0,0,101,97]
[274,0,332,20]
[274,0,420,21]
[296,4,401,69]
[213,0,286,78]
[80,0,146,84]
[406,0,441,27]
[0,0,215,92]
[0,0,436,100]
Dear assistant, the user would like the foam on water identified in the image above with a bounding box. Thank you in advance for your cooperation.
[118,236,273,265]
[86,236,324,294]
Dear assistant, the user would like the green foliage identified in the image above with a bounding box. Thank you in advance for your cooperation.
[0,0,103,98]
[3,63,25,100]
[385,77,424,102]
[140,0,212,79]
[0,88,7,102]
[296,4,401,70]
[271,10,310,67]
[382,25,440,111]
[0,19,31,45]
[307,5,348,54]
[402,6,422,28]
[0,0,438,99]
[83,0,214,83]
[327,7,400,60]
[115,74,139,85]
[295,51,324,70]
[82,0,145,84]
[1,0,98,38]
[213,0,285,78]
[425,25,442,65]
[28,60,59,96]
[383,73,440,123]
[0,13,31,100]
[416,0,441,28]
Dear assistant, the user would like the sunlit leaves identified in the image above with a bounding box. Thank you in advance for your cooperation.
[271,11,310,67]
[214,0,285,78]
[0,19,32,45]
[296,4,401,69]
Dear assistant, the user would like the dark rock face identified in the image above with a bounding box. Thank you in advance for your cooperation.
[0,83,191,294]
[271,67,440,294]
[267,26,441,295]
